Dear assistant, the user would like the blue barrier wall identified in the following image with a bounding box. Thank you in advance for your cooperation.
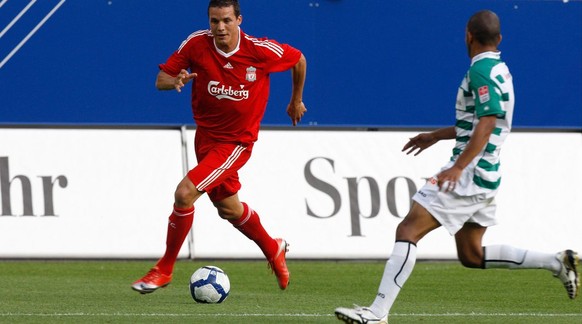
[1,0,580,129]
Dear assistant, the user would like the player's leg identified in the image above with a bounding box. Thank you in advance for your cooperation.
[200,145,279,262]
[212,192,289,290]
[156,177,203,273]
[336,202,441,323]
[454,222,487,268]
[214,194,278,259]
[481,243,578,299]
[132,176,203,294]
[370,203,440,315]
[483,245,579,299]
[189,141,289,289]
[457,206,579,299]
[454,205,555,270]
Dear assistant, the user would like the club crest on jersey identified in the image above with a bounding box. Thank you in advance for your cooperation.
[478,85,490,103]
[246,66,257,82]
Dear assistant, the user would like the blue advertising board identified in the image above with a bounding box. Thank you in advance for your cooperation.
[1,0,580,129]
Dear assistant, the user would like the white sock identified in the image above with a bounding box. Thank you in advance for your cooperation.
[484,244,560,273]
[369,241,417,317]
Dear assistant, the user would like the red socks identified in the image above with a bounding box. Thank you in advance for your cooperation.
[156,203,276,275]
[156,205,194,275]
[229,202,278,259]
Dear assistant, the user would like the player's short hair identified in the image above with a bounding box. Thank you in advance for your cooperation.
[208,0,241,18]
[467,10,501,46]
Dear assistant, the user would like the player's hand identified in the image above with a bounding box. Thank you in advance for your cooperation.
[402,133,438,156]
[436,165,462,192]
[174,69,197,92]
[287,101,307,126]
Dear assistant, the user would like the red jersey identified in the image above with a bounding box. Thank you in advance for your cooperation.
[159,28,302,145]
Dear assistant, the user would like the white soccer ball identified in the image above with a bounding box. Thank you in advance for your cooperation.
[189,266,230,303]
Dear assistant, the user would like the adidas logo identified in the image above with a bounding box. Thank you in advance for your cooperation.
[223,62,233,69]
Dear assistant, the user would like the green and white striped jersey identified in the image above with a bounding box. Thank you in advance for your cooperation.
[451,51,514,196]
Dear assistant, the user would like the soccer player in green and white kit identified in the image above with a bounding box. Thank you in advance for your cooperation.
[335,10,579,324]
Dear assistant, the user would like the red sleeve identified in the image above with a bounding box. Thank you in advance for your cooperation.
[268,43,301,73]
[252,37,301,73]
[158,30,209,76]
[158,50,190,77]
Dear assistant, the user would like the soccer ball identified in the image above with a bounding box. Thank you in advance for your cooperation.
[189,266,230,303]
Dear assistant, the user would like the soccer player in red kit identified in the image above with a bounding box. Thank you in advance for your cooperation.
[132,0,307,294]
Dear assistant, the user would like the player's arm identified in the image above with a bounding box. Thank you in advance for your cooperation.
[437,115,496,191]
[402,126,456,156]
[450,115,496,171]
[156,69,197,93]
[286,54,307,126]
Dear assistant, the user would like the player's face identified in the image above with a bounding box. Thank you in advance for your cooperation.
[209,6,242,53]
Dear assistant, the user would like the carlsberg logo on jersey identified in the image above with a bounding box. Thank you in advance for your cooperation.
[207,81,249,101]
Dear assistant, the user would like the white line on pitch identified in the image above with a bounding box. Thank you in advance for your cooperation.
[0,312,581,317]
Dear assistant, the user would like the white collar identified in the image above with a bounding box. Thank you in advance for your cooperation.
[214,27,241,58]
[471,51,501,65]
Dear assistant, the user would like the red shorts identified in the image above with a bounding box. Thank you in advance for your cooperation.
[187,133,253,202]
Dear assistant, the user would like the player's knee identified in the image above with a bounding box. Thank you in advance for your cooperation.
[395,219,420,242]
[216,206,238,220]
[458,252,484,269]
[395,222,409,238]
[174,185,194,207]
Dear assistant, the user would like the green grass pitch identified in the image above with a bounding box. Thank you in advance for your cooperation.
[0,260,580,323]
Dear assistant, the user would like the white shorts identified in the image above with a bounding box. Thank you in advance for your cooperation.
[412,178,498,235]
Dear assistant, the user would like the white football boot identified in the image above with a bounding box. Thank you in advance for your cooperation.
[335,306,388,324]
[554,249,580,299]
